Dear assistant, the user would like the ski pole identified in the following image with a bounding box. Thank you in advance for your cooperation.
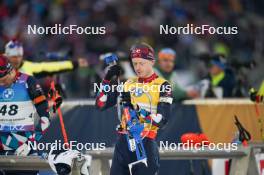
[50,81,69,148]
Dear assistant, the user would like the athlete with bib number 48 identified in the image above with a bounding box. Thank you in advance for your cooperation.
[0,55,50,174]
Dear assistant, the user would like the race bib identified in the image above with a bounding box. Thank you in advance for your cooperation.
[0,101,36,132]
[129,138,136,152]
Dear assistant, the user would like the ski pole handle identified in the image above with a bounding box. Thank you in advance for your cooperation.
[103,53,122,121]
[103,53,118,66]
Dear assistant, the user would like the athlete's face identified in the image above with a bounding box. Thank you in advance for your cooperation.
[132,58,154,78]
[0,70,16,87]
[7,56,23,69]
[158,57,175,73]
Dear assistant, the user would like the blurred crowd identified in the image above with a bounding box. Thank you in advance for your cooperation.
[0,0,263,99]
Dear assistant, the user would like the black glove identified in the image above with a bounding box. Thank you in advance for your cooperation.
[104,65,122,81]
[48,85,63,113]
[249,88,258,102]
[120,92,133,107]
[53,96,63,113]
[249,88,263,103]
[55,83,67,98]
[121,92,130,102]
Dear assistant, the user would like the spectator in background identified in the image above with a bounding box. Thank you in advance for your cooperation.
[0,0,262,97]
[4,40,89,79]
[4,39,89,97]
[154,48,199,102]
[203,55,236,98]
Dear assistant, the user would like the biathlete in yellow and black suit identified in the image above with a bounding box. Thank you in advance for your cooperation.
[96,43,173,175]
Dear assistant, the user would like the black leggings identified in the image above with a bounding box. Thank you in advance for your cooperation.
[110,135,160,175]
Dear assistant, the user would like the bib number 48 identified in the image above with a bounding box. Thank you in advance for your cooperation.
[0,104,18,116]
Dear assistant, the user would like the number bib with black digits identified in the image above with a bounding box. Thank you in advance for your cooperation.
[0,101,35,132]
[0,73,37,132]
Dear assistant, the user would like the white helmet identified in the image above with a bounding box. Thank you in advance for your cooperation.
[5,40,23,57]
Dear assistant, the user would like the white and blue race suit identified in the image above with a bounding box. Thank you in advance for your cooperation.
[0,72,50,151]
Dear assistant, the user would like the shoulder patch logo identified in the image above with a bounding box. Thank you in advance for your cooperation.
[2,88,15,100]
